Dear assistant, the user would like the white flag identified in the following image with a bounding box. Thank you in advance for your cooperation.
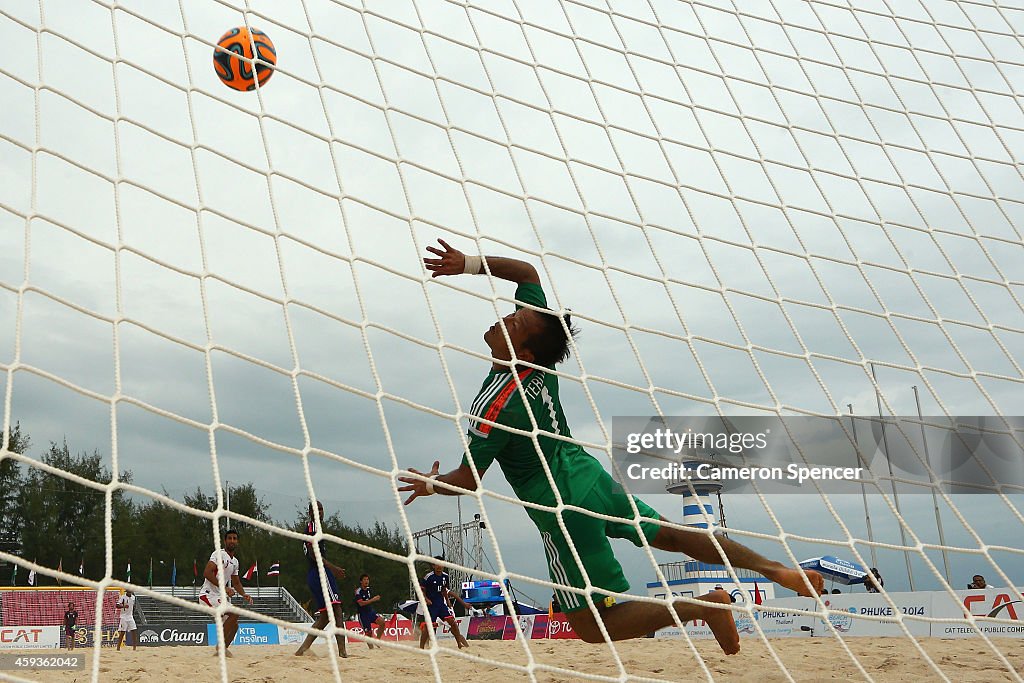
[27,568,35,586]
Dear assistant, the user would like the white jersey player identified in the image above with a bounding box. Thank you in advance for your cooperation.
[199,550,239,608]
[115,590,137,652]
[200,528,252,657]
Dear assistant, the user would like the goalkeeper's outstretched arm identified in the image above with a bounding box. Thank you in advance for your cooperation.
[423,238,540,284]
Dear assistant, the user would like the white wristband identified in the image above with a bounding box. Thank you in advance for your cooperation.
[463,254,482,275]
[425,474,440,495]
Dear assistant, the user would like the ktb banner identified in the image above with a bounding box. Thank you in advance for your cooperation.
[207,622,279,646]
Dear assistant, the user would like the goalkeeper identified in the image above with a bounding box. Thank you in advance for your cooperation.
[399,239,824,654]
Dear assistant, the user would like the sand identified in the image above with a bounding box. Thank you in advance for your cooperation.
[11,638,1024,683]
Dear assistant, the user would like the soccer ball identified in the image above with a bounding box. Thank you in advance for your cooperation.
[213,27,276,91]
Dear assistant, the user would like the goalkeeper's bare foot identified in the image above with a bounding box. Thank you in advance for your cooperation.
[294,648,317,657]
[212,648,233,658]
[697,590,739,655]
[766,566,824,597]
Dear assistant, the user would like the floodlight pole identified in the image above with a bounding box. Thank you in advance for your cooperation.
[870,362,915,591]
[848,405,878,569]
[912,386,951,584]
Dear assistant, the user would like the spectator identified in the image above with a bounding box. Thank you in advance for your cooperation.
[968,574,987,589]
[866,568,884,593]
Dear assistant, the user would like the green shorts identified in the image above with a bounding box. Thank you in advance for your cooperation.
[532,469,662,613]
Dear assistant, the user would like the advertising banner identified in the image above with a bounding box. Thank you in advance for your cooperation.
[547,614,578,640]
[502,614,539,641]
[933,589,1024,638]
[652,604,811,641]
[379,616,414,642]
[0,626,61,650]
[279,618,416,646]
[811,594,931,637]
[654,595,930,639]
[345,620,365,639]
[207,622,279,646]
[135,625,208,647]
[740,599,814,638]
[278,622,314,647]
[527,614,549,639]
[466,615,507,640]
[70,626,120,649]
[435,616,469,640]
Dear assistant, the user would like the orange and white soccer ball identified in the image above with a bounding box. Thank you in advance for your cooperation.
[213,26,276,91]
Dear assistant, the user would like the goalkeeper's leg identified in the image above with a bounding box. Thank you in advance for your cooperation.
[650,525,824,597]
[598,470,825,597]
[542,524,741,651]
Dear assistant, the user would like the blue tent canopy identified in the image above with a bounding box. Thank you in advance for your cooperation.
[799,555,868,586]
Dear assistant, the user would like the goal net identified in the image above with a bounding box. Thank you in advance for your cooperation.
[1,0,1022,680]
[0,588,121,629]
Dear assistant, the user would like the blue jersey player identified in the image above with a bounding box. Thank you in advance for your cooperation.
[418,557,469,649]
[354,574,386,649]
[294,501,348,658]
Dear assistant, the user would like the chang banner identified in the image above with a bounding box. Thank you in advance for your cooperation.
[135,625,207,647]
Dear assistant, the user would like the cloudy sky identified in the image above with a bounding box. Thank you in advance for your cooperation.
[0,0,1023,607]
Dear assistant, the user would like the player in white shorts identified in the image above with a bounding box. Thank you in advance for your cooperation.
[200,529,253,657]
[115,590,138,651]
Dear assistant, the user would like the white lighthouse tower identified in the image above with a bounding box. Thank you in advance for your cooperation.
[646,461,774,605]
[668,467,722,531]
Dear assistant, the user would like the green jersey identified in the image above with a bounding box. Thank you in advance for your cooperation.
[461,283,604,525]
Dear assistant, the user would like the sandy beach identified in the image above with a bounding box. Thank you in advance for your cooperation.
[11,638,1023,683]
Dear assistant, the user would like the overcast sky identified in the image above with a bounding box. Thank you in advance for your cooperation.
[0,0,1023,605]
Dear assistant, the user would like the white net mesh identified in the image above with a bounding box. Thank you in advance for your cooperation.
[2,0,1024,680]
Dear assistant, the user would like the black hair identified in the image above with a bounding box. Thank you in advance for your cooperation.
[359,573,369,581]
[224,528,239,538]
[523,309,579,367]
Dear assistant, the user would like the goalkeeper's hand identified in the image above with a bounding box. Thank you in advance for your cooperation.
[423,239,468,277]
[398,461,441,505]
